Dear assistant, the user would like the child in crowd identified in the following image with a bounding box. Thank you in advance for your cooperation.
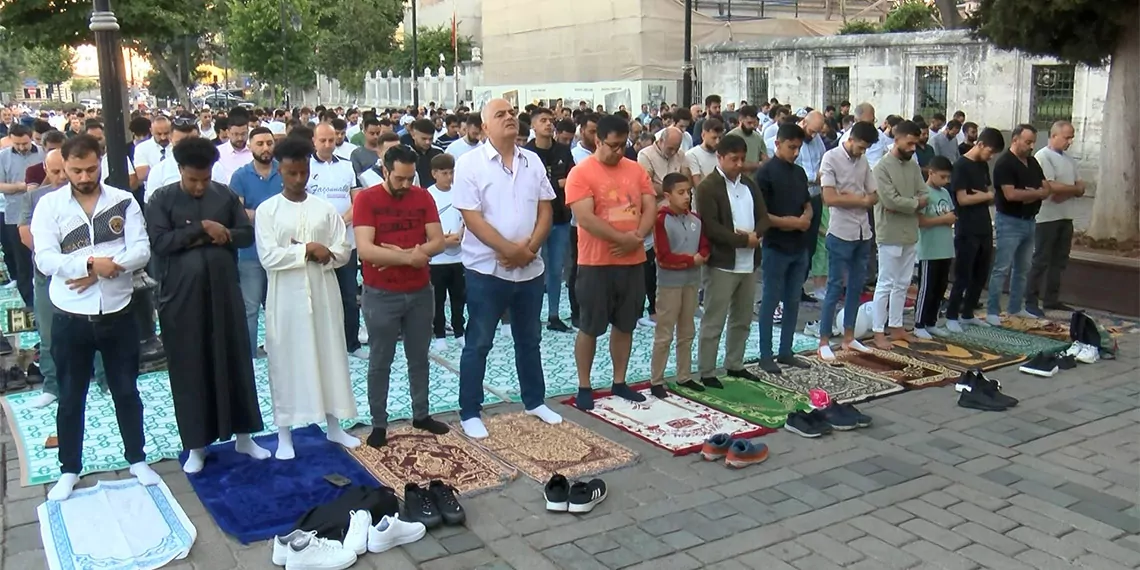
[914,156,957,339]
[427,153,466,351]
[649,173,709,398]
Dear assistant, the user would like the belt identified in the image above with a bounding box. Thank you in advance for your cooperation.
[57,305,131,322]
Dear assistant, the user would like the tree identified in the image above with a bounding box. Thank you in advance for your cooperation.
[0,30,26,95]
[27,46,75,100]
[881,0,938,33]
[70,77,100,94]
[313,0,401,94]
[385,25,473,77]
[838,20,879,35]
[227,0,318,102]
[933,0,962,28]
[967,0,1139,242]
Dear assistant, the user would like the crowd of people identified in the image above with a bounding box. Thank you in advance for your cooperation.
[0,91,1084,502]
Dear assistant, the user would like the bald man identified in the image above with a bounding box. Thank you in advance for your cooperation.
[637,126,690,324]
[310,122,366,357]
[796,110,830,299]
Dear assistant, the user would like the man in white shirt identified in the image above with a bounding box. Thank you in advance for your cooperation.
[330,117,357,161]
[1026,120,1083,315]
[197,108,216,140]
[451,98,562,439]
[132,115,172,189]
[30,134,158,501]
[144,118,199,202]
[310,123,365,357]
[84,121,138,191]
[444,113,483,159]
[211,114,253,185]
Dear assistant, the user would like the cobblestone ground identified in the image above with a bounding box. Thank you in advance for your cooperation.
[2,335,1137,570]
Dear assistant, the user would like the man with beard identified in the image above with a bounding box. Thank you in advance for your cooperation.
[144,116,199,202]
[524,107,575,333]
[146,136,267,474]
[870,120,927,350]
[725,105,766,176]
[406,118,444,187]
[445,114,483,159]
[957,122,979,156]
[211,112,252,185]
[228,127,281,359]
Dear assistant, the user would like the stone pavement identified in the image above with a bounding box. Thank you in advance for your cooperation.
[2,337,1137,570]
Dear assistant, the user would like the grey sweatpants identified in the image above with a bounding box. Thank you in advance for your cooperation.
[362,284,434,428]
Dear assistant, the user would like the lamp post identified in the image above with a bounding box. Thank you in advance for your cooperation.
[681,0,694,107]
[411,0,419,109]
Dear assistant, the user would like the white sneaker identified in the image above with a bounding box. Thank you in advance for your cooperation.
[272,530,340,566]
[358,328,369,345]
[1075,343,1099,364]
[284,533,357,570]
[349,347,369,360]
[637,316,656,328]
[985,314,1002,327]
[1013,310,1039,319]
[461,417,488,439]
[914,328,933,340]
[431,338,448,353]
[962,317,989,327]
[30,392,58,408]
[946,320,964,332]
[928,326,950,337]
[367,514,427,553]
[1062,342,1083,358]
[500,324,512,337]
[848,339,872,353]
[3,281,16,290]
[344,510,372,556]
[803,320,821,338]
[457,336,466,349]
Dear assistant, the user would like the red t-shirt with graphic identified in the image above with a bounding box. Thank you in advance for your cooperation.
[352,184,440,292]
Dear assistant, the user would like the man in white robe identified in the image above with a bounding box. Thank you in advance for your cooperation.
[255,135,360,459]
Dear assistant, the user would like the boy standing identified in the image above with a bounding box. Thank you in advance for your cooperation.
[650,173,710,398]
[914,156,956,339]
[428,153,466,352]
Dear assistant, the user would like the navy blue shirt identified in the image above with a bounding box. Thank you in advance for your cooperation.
[229,160,283,260]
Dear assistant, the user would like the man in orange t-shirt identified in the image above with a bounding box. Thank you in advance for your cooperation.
[565,114,657,411]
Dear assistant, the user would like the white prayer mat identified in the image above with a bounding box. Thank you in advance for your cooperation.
[38,479,196,570]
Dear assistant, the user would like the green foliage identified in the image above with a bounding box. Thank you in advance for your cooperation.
[881,0,939,33]
[384,26,473,77]
[70,78,100,93]
[312,0,401,94]
[0,29,26,95]
[226,0,318,90]
[27,46,75,86]
[966,0,1130,66]
[839,20,879,35]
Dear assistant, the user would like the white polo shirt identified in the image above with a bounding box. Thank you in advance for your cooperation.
[451,142,555,282]
[307,154,358,248]
[99,154,136,186]
[133,138,170,170]
[334,141,358,161]
[428,184,463,265]
[445,137,481,159]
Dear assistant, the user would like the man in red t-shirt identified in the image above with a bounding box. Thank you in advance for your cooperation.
[352,145,448,448]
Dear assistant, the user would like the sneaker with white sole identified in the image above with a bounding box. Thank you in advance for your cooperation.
[1075,342,1099,364]
[803,320,821,338]
[637,316,656,328]
[928,325,949,337]
[358,328,369,345]
[431,338,448,353]
[914,328,933,340]
[344,510,372,555]
[544,473,571,512]
[367,514,427,553]
[272,530,313,566]
[284,533,356,570]
[1062,342,1083,358]
[568,479,607,513]
[1018,353,1059,378]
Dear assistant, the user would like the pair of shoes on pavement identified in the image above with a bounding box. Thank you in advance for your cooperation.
[700,433,769,468]
[1018,350,1079,377]
[272,511,428,569]
[403,480,466,529]
[1062,342,1099,365]
[955,369,1019,411]
[544,473,607,514]
[785,404,871,437]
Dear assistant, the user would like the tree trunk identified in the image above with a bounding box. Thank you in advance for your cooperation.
[1087,21,1140,242]
[148,44,191,109]
[934,0,960,28]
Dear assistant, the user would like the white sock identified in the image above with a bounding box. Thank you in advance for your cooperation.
[525,405,563,425]
[182,449,207,474]
[31,393,57,408]
[276,427,295,460]
[848,339,871,353]
[234,434,271,460]
[818,345,836,361]
[129,462,161,486]
[914,328,933,340]
[461,418,488,439]
[985,314,1002,326]
[1014,310,1037,319]
[326,415,361,448]
[946,320,964,332]
[48,473,80,501]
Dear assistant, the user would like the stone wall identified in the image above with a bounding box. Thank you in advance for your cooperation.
[699,30,1110,190]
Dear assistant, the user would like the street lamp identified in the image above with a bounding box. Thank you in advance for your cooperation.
[682,0,694,107]
[411,0,419,109]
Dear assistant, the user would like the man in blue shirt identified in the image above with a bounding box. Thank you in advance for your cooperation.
[228,126,282,359]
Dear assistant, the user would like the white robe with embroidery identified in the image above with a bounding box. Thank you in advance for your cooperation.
[256,193,357,427]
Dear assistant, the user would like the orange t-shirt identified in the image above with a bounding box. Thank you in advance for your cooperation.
[565,156,656,266]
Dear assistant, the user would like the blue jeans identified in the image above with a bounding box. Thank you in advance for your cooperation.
[541,223,571,319]
[759,246,809,358]
[237,258,267,359]
[987,213,1035,316]
[34,274,107,396]
[819,235,872,338]
[459,271,546,420]
[334,250,361,352]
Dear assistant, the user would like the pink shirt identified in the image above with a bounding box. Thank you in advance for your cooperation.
[211,142,253,186]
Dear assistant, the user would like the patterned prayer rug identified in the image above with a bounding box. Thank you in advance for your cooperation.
[1000,315,1072,342]
[812,348,958,388]
[346,427,516,499]
[744,359,904,404]
[670,376,809,428]
[890,338,1025,372]
[464,412,638,483]
[939,324,1070,356]
[563,385,771,455]
[1041,309,1140,337]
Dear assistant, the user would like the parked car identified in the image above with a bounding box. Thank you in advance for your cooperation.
[79,98,102,111]
[203,93,254,110]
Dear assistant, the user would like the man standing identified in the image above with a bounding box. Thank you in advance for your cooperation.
[796,111,828,300]
[931,119,962,162]
[350,117,385,182]
[147,136,268,474]
[407,119,444,188]
[197,108,216,141]
[986,124,1050,324]
[211,113,253,185]
[228,127,281,359]
[1026,121,1082,315]
[841,103,887,168]
[331,118,358,161]
[568,113,600,327]
[524,107,576,333]
[310,123,365,358]
[566,114,657,410]
[144,118,199,201]
[870,120,927,349]
[132,115,172,190]
[945,128,1003,332]
[695,134,768,384]
[685,118,723,189]
[0,124,42,307]
[31,134,157,501]
[725,106,765,176]
[445,114,483,159]
[452,98,562,437]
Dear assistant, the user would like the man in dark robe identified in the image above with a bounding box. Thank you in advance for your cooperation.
[146,136,269,474]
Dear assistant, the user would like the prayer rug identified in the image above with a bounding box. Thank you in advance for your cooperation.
[1000,315,1072,342]
[671,376,810,428]
[812,348,958,388]
[182,424,377,544]
[1041,309,1140,337]
[464,412,638,483]
[347,427,516,499]
[38,479,196,570]
[744,359,904,404]
[939,324,1070,356]
[890,338,1025,371]
[562,385,771,455]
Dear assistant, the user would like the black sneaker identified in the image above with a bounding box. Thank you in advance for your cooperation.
[806,409,835,434]
[412,416,450,435]
[568,479,607,513]
[1056,354,1077,370]
[544,474,570,512]
[1019,353,1059,378]
[955,371,1009,412]
[650,385,669,399]
[701,377,723,389]
[367,429,387,448]
[776,355,811,369]
[676,379,705,392]
[784,411,825,438]
[975,370,1019,408]
[5,366,26,391]
[25,363,42,385]
[820,404,858,431]
[841,403,872,427]
[428,480,466,526]
[547,317,572,333]
[403,483,443,528]
[727,368,761,382]
[758,358,782,374]
[0,335,12,356]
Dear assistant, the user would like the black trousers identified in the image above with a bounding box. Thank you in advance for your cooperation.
[53,306,144,475]
[568,227,580,320]
[430,263,466,338]
[0,214,15,284]
[643,247,657,316]
[915,258,952,328]
[1026,219,1073,308]
[2,224,33,306]
[946,234,993,321]
[802,193,823,284]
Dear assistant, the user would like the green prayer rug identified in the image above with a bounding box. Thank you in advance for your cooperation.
[670,376,810,428]
[744,358,904,404]
[939,324,1070,357]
